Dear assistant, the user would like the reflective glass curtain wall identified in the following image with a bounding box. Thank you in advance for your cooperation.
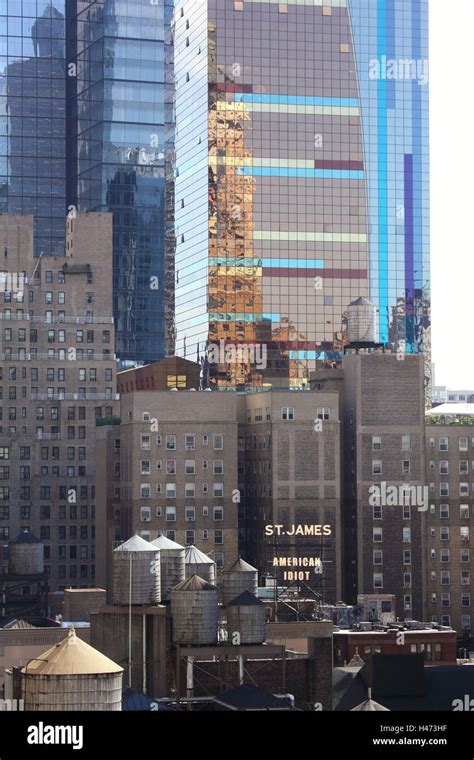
[74,0,175,363]
[174,0,430,390]
[0,0,67,257]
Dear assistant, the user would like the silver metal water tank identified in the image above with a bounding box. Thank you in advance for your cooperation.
[184,545,216,585]
[151,535,185,601]
[171,575,218,645]
[113,535,160,606]
[222,557,258,605]
[347,296,376,344]
[226,591,266,644]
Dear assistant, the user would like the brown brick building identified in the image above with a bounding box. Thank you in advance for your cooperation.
[0,213,116,591]
[341,352,427,620]
[334,626,457,666]
[424,407,474,635]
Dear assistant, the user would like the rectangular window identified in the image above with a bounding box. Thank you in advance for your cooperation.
[185,483,195,498]
[403,527,411,543]
[213,483,224,498]
[213,459,224,475]
[373,573,383,589]
[185,435,195,451]
[166,435,176,451]
[185,530,195,546]
[317,407,330,421]
[140,435,150,451]
[440,504,449,519]
[185,460,195,475]
[401,435,411,451]
[213,506,223,521]
[459,437,469,451]
[373,527,382,542]
[166,507,176,522]
[214,530,224,545]
[372,436,381,451]
[373,550,383,565]
[403,550,411,565]
[166,483,176,499]
[213,434,223,450]
[373,505,382,519]
[140,507,151,522]
[281,407,294,421]
[439,437,448,452]
[372,460,382,475]
[166,460,176,475]
[185,506,195,522]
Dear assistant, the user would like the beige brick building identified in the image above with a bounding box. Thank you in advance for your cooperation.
[95,390,240,592]
[0,213,116,591]
[424,408,474,635]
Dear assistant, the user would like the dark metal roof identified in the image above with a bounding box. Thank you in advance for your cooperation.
[213,684,293,711]
[10,529,41,545]
[225,557,258,573]
[228,590,264,607]
[122,689,172,712]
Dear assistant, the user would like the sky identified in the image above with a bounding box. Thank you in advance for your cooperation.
[430,1,474,388]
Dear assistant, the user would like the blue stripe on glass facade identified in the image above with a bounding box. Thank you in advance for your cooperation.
[234,93,359,107]
[236,167,364,180]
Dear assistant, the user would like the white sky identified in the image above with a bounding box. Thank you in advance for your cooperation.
[430,1,474,388]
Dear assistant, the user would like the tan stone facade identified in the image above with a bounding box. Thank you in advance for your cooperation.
[0,213,116,591]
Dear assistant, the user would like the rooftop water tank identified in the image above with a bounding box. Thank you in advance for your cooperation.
[151,535,185,602]
[222,557,258,605]
[184,545,216,585]
[9,530,44,575]
[113,535,161,606]
[171,575,218,645]
[21,627,123,711]
[226,591,266,644]
[347,297,376,344]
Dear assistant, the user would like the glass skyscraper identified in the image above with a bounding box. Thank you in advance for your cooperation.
[1,0,174,363]
[174,0,430,390]
[0,1,67,257]
[73,0,175,363]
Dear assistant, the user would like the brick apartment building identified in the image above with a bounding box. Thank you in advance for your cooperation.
[95,389,239,592]
[341,352,427,620]
[424,406,474,634]
[0,213,116,590]
[334,626,457,666]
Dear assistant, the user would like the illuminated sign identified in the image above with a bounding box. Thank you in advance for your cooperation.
[265,524,332,537]
[272,556,323,581]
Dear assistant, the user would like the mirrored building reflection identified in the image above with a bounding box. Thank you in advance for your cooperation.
[174,0,430,390]
[74,0,175,362]
[0,1,67,256]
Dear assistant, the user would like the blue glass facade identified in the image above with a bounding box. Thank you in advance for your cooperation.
[174,0,430,389]
[0,0,67,256]
[74,0,175,363]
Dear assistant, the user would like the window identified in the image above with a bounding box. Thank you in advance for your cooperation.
[166,460,176,475]
[439,460,449,475]
[140,461,150,475]
[317,407,330,421]
[404,595,412,610]
[403,527,411,543]
[461,615,471,630]
[140,507,151,522]
[461,570,470,585]
[441,549,450,563]
[185,530,195,546]
[166,483,176,499]
[373,550,383,565]
[441,571,450,586]
[373,573,383,589]
[373,505,382,519]
[185,483,195,498]
[185,506,195,522]
[202,435,209,446]
[140,484,151,498]
[213,434,223,450]
[403,550,411,565]
[403,505,411,520]
[166,507,176,522]
[372,460,382,475]
[214,530,224,545]
[214,552,224,569]
[185,435,195,451]
[140,435,150,451]
[213,459,224,475]
[281,407,294,421]
[460,483,469,496]
[461,548,470,563]
[460,526,470,542]
[459,461,469,474]
[460,505,470,519]
[402,460,410,475]
[440,504,449,519]
[440,527,450,541]
[185,460,195,475]
[373,527,382,542]
[440,483,449,497]
[461,593,471,608]
[213,483,224,498]
[166,435,176,451]
[202,530,209,540]
[441,593,450,608]
[372,436,381,451]
[213,506,223,521]
[459,437,469,451]
[439,437,448,452]
[401,435,411,451]
[203,506,209,517]
[166,530,176,541]
[255,408,263,422]
[404,573,412,588]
